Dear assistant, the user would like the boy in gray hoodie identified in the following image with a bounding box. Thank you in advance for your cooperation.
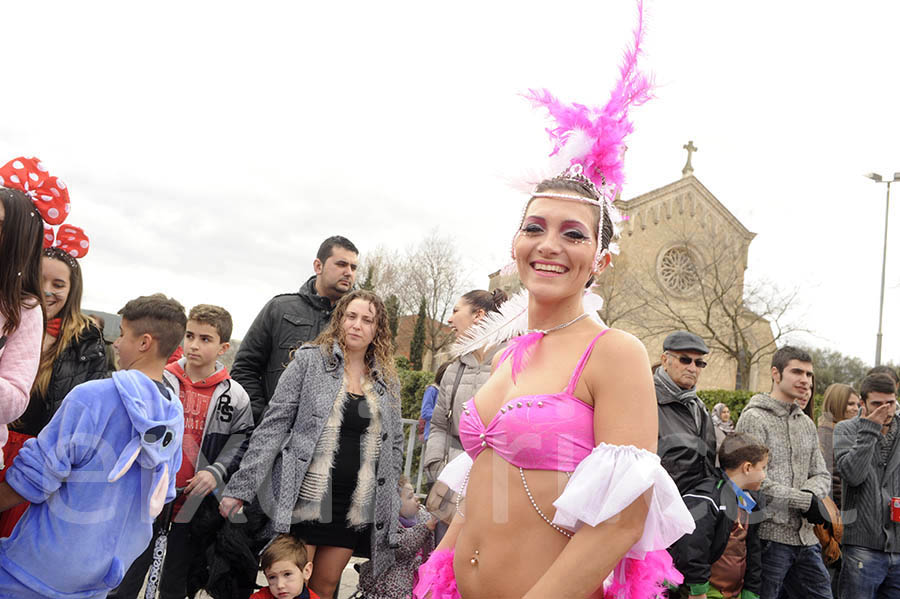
[735,346,831,599]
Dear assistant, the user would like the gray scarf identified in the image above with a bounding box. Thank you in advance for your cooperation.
[654,367,705,430]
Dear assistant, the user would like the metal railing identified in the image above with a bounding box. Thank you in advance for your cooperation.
[400,418,427,497]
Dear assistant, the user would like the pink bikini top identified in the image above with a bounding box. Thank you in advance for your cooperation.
[458,330,609,472]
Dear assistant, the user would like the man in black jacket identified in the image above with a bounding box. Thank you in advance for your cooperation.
[231,235,359,422]
[655,330,717,494]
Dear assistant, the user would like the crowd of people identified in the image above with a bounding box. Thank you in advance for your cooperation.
[1,4,898,597]
[1,155,899,599]
[0,143,689,599]
[645,335,900,599]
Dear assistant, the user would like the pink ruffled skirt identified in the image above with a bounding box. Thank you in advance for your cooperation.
[413,547,680,598]
[413,549,459,599]
[605,549,683,598]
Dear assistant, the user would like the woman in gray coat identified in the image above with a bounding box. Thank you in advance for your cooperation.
[220,290,403,599]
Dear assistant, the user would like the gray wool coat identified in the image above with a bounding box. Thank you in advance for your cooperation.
[224,342,404,578]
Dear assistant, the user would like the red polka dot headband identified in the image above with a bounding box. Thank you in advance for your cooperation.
[0,157,89,259]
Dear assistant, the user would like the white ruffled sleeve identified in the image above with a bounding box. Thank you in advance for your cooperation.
[437,452,473,495]
[552,443,694,559]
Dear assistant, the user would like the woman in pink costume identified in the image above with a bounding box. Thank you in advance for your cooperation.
[414,3,694,597]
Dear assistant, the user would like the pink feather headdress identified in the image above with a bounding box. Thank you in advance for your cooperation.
[508,0,653,272]
[525,0,652,197]
[457,0,653,377]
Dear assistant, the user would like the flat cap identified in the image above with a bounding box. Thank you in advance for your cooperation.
[663,330,709,354]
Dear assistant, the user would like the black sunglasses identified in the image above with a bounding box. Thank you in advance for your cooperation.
[666,352,707,368]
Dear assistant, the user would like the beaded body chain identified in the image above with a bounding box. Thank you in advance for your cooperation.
[454,464,573,539]
[520,468,573,538]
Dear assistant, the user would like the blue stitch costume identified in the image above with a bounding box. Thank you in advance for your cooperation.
[0,370,183,599]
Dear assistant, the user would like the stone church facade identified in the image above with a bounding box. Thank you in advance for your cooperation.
[489,150,775,392]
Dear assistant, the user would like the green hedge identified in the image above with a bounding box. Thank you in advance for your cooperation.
[396,358,434,420]
[697,389,824,423]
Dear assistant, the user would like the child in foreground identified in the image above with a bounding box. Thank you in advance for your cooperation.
[250,534,318,599]
[357,476,436,598]
[0,293,186,598]
[670,431,768,599]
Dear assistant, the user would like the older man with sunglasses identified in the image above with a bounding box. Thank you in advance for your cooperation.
[655,330,717,494]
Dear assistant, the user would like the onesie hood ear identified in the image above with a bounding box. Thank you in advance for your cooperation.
[108,370,185,517]
[108,437,141,483]
[149,463,169,518]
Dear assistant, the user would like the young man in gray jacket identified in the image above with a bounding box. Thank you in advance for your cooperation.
[735,346,831,599]
[834,373,900,597]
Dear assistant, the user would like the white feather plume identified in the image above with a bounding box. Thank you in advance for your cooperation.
[450,290,530,358]
[583,291,607,326]
[502,129,597,195]
[450,289,608,358]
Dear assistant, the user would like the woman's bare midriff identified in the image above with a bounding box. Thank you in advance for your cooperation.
[454,449,573,599]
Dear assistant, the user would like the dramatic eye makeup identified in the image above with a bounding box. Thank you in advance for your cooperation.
[521,216,546,235]
[563,228,589,241]
[561,220,591,242]
[520,216,591,242]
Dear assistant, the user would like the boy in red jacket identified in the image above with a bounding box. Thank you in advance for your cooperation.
[251,535,318,599]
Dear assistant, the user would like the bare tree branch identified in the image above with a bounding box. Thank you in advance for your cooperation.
[599,220,806,389]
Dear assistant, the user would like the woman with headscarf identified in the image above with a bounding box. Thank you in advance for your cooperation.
[711,402,735,453]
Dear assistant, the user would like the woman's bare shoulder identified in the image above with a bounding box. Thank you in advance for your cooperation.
[593,327,647,355]
[586,328,652,380]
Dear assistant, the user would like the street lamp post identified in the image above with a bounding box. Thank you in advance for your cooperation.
[865,171,900,366]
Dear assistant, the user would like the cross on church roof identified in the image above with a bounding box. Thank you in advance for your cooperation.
[682,140,697,177]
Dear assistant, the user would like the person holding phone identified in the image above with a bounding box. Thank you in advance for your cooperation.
[834,373,900,597]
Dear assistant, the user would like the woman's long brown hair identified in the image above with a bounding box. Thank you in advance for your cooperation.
[0,189,45,335]
[311,289,398,387]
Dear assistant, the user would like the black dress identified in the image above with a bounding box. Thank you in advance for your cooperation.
[291,392,373,550]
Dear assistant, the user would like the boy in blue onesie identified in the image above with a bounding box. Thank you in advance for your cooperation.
[0,294,187,599]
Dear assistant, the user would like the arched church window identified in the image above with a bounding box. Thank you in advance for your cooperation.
[658,246,700,293]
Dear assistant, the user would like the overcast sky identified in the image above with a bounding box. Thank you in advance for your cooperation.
[3,1,900,367]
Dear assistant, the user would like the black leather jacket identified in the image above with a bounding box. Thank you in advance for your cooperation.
[16,322,108,436]
[230,276,334,423]
[655,367,717,494]
[670,472,763,596]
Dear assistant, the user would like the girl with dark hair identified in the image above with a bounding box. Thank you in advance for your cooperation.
[415,165,692,598]
[0,157,101,535]
[0,186,44,459]
[413,4,694,595]
[795,372,816,420]
[421,289,508,484]
[220,290,403,599]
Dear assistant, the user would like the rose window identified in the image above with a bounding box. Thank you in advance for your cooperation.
[659,247,699,292]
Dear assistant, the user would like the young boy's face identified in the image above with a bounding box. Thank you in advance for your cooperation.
[266,559,313,599]
[399,482,419,519]
[183,320,228,371]
[743,454,768,491]
[113,319,146,370]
